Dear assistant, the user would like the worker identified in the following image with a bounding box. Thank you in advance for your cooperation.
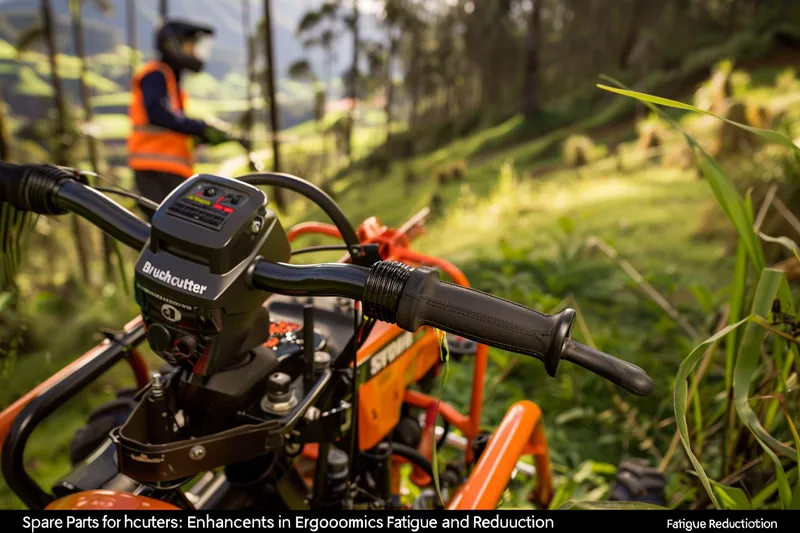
[127,19,231,217]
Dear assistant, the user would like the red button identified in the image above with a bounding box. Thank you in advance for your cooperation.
[212,204,224,210]
[223,207,233,213]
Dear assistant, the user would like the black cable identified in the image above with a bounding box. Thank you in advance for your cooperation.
[237,172,364,263]
[390,443,434,482]
[291,244,352,256]
[92,187,159,211]
[436,418,450,451]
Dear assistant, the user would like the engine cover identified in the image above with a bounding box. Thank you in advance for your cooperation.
[133,174,291,376]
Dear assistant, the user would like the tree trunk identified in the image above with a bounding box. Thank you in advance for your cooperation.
[126,0,137,80]
[42,0,91,284]
[384,32,397,154]
[242,0,254,140]
[521,0,542,118]
[71,0,112,281]
[323,43,334,170]
[0,86,10,161]
[346,1,360,160]
[262,0,286,209]
[408,26,421,132]
[159,0,168,21]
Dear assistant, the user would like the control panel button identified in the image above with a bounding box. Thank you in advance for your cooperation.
[203,187,217,197]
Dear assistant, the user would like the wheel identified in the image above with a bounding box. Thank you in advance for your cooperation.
[609,458,666,506]
[69,387,138,465]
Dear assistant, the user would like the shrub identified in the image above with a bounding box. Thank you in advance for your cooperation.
[562,134,603,168]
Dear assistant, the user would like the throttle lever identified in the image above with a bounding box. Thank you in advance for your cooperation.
[561,339,653,396]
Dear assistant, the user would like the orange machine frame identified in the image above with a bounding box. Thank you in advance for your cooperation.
[1,213,553,511]
[289,215,553,509]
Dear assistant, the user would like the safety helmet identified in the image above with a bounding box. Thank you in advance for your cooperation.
[155,19,215,73]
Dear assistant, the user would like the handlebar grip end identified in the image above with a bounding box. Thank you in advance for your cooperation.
[544,308,576,377]
[561,339,654,396]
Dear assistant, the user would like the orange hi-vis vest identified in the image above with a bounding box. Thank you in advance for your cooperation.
[127,60,195,178]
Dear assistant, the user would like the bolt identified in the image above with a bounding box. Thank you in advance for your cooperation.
[305,407,321,421]
[189,445,206,461]
[150,373,164,399]
[284,441,302,455]
[314,351,331,374]
[251,219,262,234]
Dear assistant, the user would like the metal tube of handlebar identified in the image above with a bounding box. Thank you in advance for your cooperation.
[56,181,150,250]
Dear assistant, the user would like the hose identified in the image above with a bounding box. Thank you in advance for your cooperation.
[390,442,434,481]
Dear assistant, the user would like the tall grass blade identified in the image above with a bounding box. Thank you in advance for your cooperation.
[726,243,748,390]
[710,480,753,510]
[596,84,800,157]
[431,328,450,508]
[758,233,799,254]
[753,466,798,508]
[788,415,800,509]
[597,77,766,272]
[110,239,130,296]
[557,501,667,510]
[699,158,765,271]
[675,317,753,508]
[734,268,794,508]
[735,269,798,459]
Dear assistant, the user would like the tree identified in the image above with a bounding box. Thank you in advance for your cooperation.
[521,0,542,118]
[296,0,361,160]
[344,0,361,160]
[242,0,255,140]
[287,58,329,172]
[71,0,114,281]
[296,1,340,94]
[261,0,286,209]
[288,59,326,124]
[126,0,137,80]
[18,0,91,283]
[296,0,341,166]
[0,86,10,161]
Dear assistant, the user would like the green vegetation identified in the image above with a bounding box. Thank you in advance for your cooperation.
[14,66,53,97]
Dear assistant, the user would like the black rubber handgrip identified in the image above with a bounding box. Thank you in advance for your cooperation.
[363,264,654,396]
[0,163,71,214]
[0,162,28,208]
[561,339,653,396]
[392,267,576,377]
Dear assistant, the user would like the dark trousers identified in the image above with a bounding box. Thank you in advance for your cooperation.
[134,170,185,221]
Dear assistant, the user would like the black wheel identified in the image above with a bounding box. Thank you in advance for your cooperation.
[69,388,138,465]
[609,458,666,506]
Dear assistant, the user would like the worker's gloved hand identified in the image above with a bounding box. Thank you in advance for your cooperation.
[203,124,232,146]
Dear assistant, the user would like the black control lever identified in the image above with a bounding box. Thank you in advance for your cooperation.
[561,340,652,396]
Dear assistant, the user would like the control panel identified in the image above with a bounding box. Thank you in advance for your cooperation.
[167,181,249,231]
[134,174,292,375]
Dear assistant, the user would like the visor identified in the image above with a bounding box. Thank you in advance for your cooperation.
[193,35,213,62]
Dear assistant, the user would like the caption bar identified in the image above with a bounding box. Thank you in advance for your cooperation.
[23,514,553,532]
[12,511,794,533]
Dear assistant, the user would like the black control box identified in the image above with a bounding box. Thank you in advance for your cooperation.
[133,174,292,375]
